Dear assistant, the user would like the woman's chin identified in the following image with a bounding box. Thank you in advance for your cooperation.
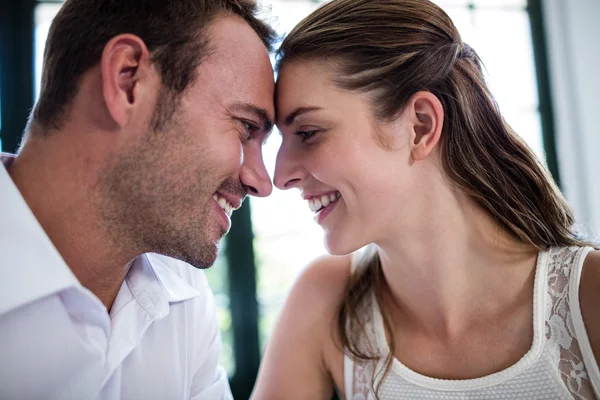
[324,233,363,256]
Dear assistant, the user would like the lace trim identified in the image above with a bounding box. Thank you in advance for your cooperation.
[352,358,375,400]
[545,246,596,399]
[349,292,382,400]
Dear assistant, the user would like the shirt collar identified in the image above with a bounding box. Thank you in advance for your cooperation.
[118,254,201,320]
[1,153,200,318]
[0,153,80,316]
[139,254,202,303]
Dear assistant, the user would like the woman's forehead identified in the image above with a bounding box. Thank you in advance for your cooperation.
[275,61,348,110]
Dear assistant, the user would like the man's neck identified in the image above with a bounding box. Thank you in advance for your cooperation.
[9,138,135,311]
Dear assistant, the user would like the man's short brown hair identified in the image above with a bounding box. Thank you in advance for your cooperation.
[33,0,277,131]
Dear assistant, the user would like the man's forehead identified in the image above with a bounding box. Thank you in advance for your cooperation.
[194,15,275,123]
[207,15,269,61]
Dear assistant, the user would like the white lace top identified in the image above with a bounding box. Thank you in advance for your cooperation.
[343,246,600,400]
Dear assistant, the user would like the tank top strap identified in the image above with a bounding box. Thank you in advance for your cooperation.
[343,279,386,399]
[568,246,600,397]
[545,246,599,398]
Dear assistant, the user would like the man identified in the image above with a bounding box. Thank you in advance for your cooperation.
[0,0,276,398]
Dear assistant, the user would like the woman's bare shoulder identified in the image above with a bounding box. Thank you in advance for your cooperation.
[251,254,353,400]
[281,254,355,329]
[294,254,353,304]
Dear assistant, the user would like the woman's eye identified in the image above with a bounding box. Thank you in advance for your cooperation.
[295,130,318,143]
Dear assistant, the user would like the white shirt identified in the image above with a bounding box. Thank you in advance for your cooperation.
[0,153,233,400]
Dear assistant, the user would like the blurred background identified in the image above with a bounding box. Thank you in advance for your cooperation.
[1,0,598,398]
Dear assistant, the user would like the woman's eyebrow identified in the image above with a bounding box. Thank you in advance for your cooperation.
[283,106,322,126]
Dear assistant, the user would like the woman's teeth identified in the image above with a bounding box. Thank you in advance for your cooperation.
[308,192,341,212]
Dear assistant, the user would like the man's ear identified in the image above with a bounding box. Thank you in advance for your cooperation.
[406,91,444,161]
[100,34,154,128]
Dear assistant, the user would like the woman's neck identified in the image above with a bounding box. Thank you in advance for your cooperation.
[375,188,538,340]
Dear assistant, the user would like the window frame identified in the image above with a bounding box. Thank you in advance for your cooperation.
[528,0,561,184]
[0,0,36,154]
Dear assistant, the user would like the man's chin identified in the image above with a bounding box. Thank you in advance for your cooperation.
[188,246,220,270]
[160,242,220,270]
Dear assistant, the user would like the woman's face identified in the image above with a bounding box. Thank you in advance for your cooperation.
[274,61,425,255]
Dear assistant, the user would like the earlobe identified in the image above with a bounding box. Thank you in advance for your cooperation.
[100,34,151,128]
[409,91,444,161]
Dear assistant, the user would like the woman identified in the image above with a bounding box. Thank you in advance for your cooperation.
[252,0,600,399]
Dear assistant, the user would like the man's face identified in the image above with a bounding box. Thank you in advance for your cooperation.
[101,15,275,269]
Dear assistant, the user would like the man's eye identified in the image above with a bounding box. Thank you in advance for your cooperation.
[241,120,258,142]
[243,121,256,132]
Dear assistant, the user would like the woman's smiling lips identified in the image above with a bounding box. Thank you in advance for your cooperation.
[302,190,342,224]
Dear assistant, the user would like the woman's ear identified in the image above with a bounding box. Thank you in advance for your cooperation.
[406,91,444,161]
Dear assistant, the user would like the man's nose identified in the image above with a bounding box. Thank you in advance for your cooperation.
[240,147,273,197]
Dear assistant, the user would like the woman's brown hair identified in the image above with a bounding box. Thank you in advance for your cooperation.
[276,0,594,395]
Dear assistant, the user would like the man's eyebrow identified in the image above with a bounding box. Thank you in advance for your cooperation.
[283,107,322,127]
[231,103,273,132]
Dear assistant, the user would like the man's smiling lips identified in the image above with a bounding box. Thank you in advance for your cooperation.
[213,191,243,218]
